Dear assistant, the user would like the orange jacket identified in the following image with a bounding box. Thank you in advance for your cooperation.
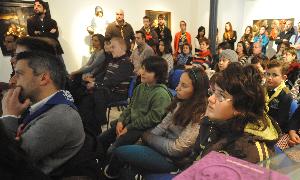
[174,31,191,55]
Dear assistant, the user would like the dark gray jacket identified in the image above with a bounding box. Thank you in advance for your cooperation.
[1,104,85,174]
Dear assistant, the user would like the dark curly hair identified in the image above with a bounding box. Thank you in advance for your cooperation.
[215,63,266,131]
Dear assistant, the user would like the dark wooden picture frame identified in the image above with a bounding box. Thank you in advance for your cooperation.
[145,10,171,29]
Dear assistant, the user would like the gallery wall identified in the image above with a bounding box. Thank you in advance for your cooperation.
[47,0,195,73]
[1,0,300,82]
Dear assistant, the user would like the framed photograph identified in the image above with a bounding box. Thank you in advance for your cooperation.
[253,18,294,41]
[145,10,171,29]
[0,1,35,56]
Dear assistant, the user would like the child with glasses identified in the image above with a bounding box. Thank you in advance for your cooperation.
[190,63,279,165]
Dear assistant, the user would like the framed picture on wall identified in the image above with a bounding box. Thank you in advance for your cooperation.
[252,18,294,41]
[145,10,171,29]
[0,1,35,56]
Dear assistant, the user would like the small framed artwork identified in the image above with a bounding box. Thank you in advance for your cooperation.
[145,10,171,29]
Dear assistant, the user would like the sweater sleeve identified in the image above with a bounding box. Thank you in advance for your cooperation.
[117,86,138,125]
[0,116,19,138]
[90,52,106,75]
[143,47,155,59]
[42,19,59,39]
[261,35,269,47]
[75,54,97,74]
[126,89,171,130]
[19,106,85,163]
[146,122,200,157]
[150,112,173,136]
[27,18,35,36]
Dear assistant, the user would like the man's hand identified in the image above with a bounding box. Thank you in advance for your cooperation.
[34,31,41,35]
[116,121,124,136]
[50,28,57,33]
[2,87,30,116]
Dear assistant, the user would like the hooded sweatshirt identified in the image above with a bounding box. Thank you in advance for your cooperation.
[118,83,172,130]
[192,113,279,165]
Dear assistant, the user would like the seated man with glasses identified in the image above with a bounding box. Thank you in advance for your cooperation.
[265,60,293,133]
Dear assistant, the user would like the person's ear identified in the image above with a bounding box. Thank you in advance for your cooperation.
[282,74,287,81]
[39,72,51,86]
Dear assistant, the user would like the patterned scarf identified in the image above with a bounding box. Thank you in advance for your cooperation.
[265,81,286,112]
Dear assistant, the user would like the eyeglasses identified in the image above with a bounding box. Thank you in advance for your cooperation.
[208,88,232,102]
[264,72,280,78]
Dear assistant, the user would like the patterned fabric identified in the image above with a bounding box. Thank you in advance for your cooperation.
[290,78,300,101]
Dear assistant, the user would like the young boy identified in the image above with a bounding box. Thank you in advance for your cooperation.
[98,56,172,156]
[265,60,293,133]
[193,37,212,69]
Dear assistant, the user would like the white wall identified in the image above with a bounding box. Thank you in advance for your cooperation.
[243,0,300,31]
[0,55,12,82]
[48,0,194,72]
[2,0,300,82]
[0,0,195,83]
[218,0,245,43]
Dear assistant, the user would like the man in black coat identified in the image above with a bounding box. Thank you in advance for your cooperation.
[154,14,172,46]
[27,0,64,55]
[275,20,295,45]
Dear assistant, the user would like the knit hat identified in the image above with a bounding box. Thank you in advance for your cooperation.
[220,49,238,63]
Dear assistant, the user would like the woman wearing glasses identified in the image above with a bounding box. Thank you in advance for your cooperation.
[191,63,280,165]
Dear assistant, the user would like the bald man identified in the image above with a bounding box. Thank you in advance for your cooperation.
[105,9,135,54]
[275,20,295,45]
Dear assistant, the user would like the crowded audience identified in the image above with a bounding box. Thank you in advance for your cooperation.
[2,0,300,179]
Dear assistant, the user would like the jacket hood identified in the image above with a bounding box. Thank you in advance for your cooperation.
[144,83,172,96]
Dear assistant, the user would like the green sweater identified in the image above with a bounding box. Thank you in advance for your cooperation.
[118,83,172,130]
